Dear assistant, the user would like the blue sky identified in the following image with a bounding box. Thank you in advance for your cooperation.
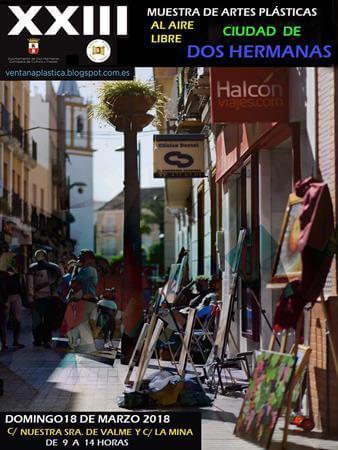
[31,68,164,202]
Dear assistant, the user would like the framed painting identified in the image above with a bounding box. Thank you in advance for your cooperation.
[271,193,303,283]
[234,350,296,449]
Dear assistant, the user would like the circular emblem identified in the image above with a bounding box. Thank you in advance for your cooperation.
[86,39,111,63]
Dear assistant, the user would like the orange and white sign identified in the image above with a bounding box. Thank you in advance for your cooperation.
[210,68,289,123]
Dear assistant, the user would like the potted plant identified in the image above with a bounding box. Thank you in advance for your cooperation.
[90,80,168,130]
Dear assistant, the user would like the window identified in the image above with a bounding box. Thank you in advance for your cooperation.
[102,214,116,233]
[102,238,116,257]
[3,163,8,189]
[17,174,21,197]
[12,97,16,115]
[12,170,15,192]
[33,184,37,206]
[40,188,44,211]
[23,180,28,202]
[18,104,21,123]
[240,157,260,342]
[76,115,84,135]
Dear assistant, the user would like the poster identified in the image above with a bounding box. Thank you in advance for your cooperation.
[0,1,337,449]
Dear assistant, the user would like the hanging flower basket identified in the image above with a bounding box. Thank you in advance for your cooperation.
[90,80,168,129]
[108,95,156,115]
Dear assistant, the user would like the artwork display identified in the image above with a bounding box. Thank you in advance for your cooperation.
[234,350,296,449]
[272,193,303,283]
[163,255,188,304]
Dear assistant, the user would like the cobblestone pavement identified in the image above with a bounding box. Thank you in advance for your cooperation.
[1,309,338,449]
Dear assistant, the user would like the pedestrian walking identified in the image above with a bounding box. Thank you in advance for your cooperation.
[27,249,62,348]
[63,250,98,353]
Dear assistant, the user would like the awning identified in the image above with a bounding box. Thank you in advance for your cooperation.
[165,178,192,209]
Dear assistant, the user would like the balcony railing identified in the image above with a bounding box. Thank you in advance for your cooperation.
[12,115,23,145]
[32,139,37,160]
[0,104,10,134]
[12,192,22,218]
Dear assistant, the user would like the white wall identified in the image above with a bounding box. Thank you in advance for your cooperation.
[67,153,94,253]
[30,95,49,168]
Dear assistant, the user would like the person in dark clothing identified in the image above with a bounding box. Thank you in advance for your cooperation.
[0,253,25,350]
[27,249,62,348]
[0,270,9,351]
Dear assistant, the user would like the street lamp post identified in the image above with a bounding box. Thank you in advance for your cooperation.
[114,114,153,364]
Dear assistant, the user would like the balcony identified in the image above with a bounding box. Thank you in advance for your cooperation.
[0,104,10,134]
[12,192,22,218]
[12,115,23,145]
[177,67,210,123]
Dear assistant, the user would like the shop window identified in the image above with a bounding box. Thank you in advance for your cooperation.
[240,158,260,342]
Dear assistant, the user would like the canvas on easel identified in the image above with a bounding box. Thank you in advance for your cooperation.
[177,308,196,377]
[133,318,164,392]
[124,323,150,385]
[215,228,247,360]
[207,229,247,364]
[271,193,303,284]
[234,350,296,449]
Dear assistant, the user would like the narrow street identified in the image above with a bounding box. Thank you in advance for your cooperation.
[1,310,337,450]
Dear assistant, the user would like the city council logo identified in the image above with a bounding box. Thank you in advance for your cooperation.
[86,39,111,63]
[28,38,39,55]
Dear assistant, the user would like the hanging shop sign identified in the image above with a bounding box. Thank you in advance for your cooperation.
[153,134,206,178]
[210,67,289,123]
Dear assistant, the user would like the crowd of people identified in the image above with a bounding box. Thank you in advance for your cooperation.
[0,244,222,360]
[0,248,124,353]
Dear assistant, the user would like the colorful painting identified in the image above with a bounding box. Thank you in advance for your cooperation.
[272,193,303,282]
[234,350,296,449]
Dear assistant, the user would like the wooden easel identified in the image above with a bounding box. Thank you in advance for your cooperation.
[267,314,303,450]
[124,275,204,391]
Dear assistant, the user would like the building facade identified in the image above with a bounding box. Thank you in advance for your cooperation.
[57,81,94,254]
[0,80,73,264]
[154,66,338,433]
[96,187,164,260]
[0,81,37,257]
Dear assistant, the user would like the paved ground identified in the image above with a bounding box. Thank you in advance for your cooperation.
[1,309,338,449]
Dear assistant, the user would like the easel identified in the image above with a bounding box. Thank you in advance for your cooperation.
[204,229,279,396]
[124,261,205,392]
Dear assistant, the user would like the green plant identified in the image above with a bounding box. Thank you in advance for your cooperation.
[147,240,164,273]
[90,80,168,128]
[109,254,123,265]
